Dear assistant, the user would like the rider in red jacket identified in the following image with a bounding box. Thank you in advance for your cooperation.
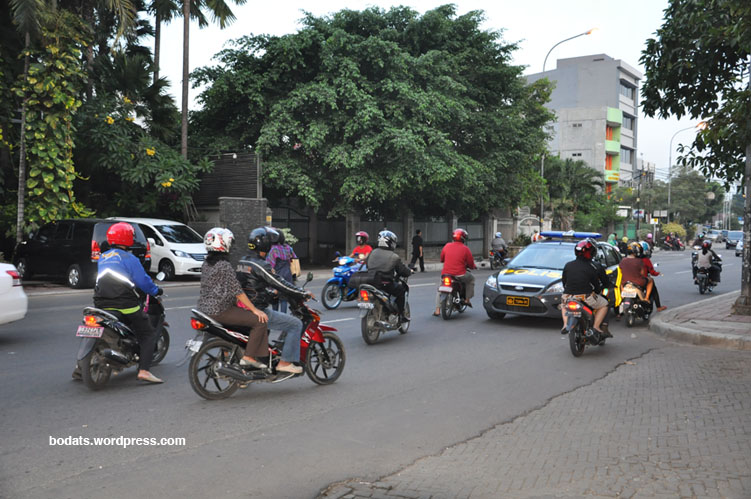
[434,229,476,316]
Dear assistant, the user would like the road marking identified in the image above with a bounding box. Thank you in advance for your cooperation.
[321,317,355,323]
[165,305,197,311]
[675,270,692,274]
[411,283,438,288]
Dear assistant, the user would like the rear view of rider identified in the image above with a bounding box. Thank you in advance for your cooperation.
[91,222,164,384]
[350,231,372,260]
[694,240,722,284]
[434,228,476,316]
[561,239,610,337]
[365,230,412,323]
[639,241,667,312]
[491,231,508,258]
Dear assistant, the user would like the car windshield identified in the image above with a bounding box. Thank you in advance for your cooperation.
[728,231,743,239]
[155,224,202,244]
[508,243,575,270]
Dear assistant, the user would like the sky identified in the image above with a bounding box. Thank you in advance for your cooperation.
[155,0,706,183]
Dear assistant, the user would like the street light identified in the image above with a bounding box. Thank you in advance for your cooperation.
[667,121,706,222]
[539,28,596,229]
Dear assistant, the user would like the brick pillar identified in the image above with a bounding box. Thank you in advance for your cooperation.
[401,211,414,260]
[345,211,361,257]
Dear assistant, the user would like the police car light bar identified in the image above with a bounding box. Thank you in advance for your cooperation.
[540,231,602,240]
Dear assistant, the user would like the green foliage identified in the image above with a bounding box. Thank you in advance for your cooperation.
[13,11,93,225]
[278,227,299,245]
[660,222,686,239]
[641,0,751,187]
[668,165,725,224]
[511,233,531,247]
[192,5,553,218]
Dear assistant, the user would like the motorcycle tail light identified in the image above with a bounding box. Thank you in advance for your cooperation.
[442,276,452,286]
[359,289,369,302]
[566,301,581,311]
[91,240,101,261]
[191,318,207,330]
[84,315,100,326]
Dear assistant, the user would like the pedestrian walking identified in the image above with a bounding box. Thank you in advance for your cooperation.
[409,229,425,272]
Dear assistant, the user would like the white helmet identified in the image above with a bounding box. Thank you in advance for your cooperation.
[495,232,502,238]
[377,229,397,250]
[204,227,234,253]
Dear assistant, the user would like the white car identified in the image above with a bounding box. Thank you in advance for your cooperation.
[109,218,206,279]
[0,263,28,325]
[737,238,744,258]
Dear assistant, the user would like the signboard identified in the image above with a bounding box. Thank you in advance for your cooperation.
[632,209,645,219]
[651,218,659,224]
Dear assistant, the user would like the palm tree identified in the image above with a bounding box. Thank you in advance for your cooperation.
[544,157,605,229]
[179,0,247,159]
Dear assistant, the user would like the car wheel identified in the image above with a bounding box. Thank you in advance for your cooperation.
[67,264,88,289]
[16,258,32,279]
[158,259,176,281]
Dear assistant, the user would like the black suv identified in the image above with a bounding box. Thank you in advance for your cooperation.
[14,219,151,288]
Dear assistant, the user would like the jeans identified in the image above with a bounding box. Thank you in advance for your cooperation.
[264,307,302,363]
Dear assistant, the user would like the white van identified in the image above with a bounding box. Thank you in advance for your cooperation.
[110,218,206,279]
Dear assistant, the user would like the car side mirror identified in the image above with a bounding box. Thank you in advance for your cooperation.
[502,258,510,266]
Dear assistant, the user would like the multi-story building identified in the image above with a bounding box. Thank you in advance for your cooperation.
[526,54,643,195]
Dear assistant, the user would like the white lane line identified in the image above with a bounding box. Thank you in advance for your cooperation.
[675,270,692,274]
[166,305,197,311]
[410,283,438,288]
[321,317,355,323]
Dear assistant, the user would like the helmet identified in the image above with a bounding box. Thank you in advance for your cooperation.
[355,231,369,246]
[377,229,397,250]
[640,241,650,256]
[698,232,705,238]
[702,240,712,250]
[646,233,653,239]
[275,228,286,245]
[627,241,643,256]
[248,226,279,253]
[106,222,135,247]
[575,239,595,260]
[495,232,502,238]
[204,227,234,253]
[622,236,628,243]
[452,228,469,243]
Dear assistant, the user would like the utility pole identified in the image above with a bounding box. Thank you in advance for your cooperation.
[635,162,642,236]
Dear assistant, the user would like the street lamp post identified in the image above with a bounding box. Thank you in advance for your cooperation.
[539,28,596,229]
[667,121,706,222]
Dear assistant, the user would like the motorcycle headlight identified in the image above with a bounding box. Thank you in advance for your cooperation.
[485,274,498,288]
[546,281,564,294]
[338,258,349,266]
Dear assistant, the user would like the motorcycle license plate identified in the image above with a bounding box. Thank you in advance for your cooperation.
[438,286,453,293]
[76,325,104,338]
[185,339,203,353]
[358,302,374,309]
[622,290,637,298]
[506,296,529,307]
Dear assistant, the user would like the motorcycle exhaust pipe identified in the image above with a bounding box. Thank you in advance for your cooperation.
[215,364,267,382]
[101,349,130,366]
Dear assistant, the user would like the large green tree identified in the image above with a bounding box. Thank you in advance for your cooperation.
[191,5,553,219]
[641,0,751,314]
[542,157,606,230]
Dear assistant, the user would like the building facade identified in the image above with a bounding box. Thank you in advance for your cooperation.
[527,54,643,195]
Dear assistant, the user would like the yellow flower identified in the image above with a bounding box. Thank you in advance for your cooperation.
[146,148,155,156]
[169,177,174,182]
[123,96,132,104]
[125,116,134,122]
[161,181,172,188]
[105,116,114,125]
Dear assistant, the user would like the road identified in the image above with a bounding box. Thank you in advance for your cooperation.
[0,247,741,499]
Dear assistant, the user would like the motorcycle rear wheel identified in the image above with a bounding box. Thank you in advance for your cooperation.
[626,311,636,328]
[698,280,706,294]
[188,339,240,400]
[399,302,411,334]
[440,294,454,320]
[151,327,170,365]
[569,327,585,357]
[305,332,346,385]
[361,309,381,345]
[322,282,343,310]
[80,341,112,390]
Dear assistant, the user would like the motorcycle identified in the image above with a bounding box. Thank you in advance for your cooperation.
[437,274,468,320]
[660,237,685,251]
[321,253,366,310]
[357,274,411,345]
[74,272,169,390]
[619,281,653,327]
[489,248,507,270]
[185,273,345,400]
[563,293,609,357]
[691,251,722,294]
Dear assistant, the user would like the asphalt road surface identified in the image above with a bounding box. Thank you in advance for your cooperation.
[0,247,741,498]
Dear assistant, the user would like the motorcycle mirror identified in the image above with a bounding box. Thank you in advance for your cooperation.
[334,251,341,258]
[155,271,166,282]
[306,272,314,282]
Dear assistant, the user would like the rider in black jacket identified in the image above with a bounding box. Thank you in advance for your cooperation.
[236,227,313,374]
[365,229,412,322]
[561,239,611,337]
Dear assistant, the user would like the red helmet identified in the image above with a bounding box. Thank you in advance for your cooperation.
[355,231,369,246]
[452,228,468,243]
[702,240,712,250]
[106,222,135,247]
[575,239,595,260]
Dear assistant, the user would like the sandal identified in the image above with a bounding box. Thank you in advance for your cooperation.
[432,311,440,317]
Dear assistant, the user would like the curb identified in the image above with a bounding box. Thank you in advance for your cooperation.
[648,290,751,351]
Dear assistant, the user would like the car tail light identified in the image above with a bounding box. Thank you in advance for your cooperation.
[84,315,100,326]
[359,289,369,302]
[442,276,452,287]
[145,240,151,260]
[566,301,582,311]
[91,239,101,261]
[191,318,207,330]
[6,270,21,286]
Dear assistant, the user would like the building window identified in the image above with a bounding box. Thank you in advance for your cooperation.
[620,83,635,100]
[571,123,582,128]
[620,147,633,165]
[572,152,582,157]
[623,115,634,130]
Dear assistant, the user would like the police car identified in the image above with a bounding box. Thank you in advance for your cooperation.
[483,231,621,319]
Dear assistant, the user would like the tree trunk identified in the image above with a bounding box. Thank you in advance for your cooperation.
[16,32,30,244]
[180,0,190,160]
[153,14,161,84]
[732,138,751,315]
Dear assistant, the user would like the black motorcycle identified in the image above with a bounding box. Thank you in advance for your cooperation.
[619,281,653,327]
[563,294,609,357]
[489,248,507,270]
[438,274,468,320]
[692,251,722,294]
[357,274,411,345]
[74,274,169,390]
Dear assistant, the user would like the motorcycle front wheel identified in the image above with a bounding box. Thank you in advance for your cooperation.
[80,340,112,390]
[188,339,240,400]
[440,293,454,320]
[361,308,381,345]
[151,327,170,365]
[321,282,343,310]
[305,332,346,385]
[569,326,586,357]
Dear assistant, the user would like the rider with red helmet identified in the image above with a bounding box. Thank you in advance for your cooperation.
[434,228,476,316]
[561,238,611,336]
[350,231,373,259]
[92,222,164,383]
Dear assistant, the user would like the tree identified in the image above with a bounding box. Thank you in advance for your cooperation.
[641,0,751,314]
[543,157,605,230]
[191,5,553,219]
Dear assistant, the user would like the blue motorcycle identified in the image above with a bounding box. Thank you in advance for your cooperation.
[322,254,366,310]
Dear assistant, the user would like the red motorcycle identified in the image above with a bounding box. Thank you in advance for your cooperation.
[185,274,345,400]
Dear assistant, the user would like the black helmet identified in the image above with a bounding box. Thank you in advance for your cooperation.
[248,226,279,253]
[377,229,397,250]
[274,228,286,245]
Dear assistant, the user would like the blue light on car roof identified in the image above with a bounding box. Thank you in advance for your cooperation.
[540,231,602,240]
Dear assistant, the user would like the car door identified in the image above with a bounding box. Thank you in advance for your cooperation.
[138,223,163,273]
[32,222,60,275]
[50,221,74,275]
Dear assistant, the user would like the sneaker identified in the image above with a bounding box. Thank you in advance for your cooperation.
[239,358,268,369]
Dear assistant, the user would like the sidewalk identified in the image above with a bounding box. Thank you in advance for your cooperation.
[318,291,751,499]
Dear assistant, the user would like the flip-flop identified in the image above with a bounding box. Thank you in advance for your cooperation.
[432,312,440,316]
